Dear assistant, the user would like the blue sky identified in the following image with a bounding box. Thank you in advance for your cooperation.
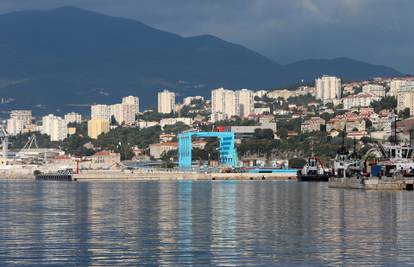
[1,0,413,73]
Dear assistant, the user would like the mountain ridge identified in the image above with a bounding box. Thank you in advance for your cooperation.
[0,6,403,114]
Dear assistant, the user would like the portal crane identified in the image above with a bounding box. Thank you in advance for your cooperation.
[0,126,8,159]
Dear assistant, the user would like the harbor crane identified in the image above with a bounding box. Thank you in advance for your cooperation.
[0,126,8,159]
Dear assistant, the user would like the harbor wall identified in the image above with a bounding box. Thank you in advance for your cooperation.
[73,170,297,181]
[329,177,414,190]
[0,174,34,179]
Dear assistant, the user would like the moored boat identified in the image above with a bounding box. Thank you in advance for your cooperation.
[298,155,331,182]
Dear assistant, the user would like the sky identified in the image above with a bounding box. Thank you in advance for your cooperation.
[0,0,413,73]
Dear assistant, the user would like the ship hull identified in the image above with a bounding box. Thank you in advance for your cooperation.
[298,174,331,182]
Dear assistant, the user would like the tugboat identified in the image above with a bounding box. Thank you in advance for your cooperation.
[329,121,414,190]
[298,154,331,181]
[332,140,362,178]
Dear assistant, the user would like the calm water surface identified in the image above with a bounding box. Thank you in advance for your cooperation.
[0,180,414,266]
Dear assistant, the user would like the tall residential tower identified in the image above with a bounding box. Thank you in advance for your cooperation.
[315,75,341,102]
[158,90,176,114]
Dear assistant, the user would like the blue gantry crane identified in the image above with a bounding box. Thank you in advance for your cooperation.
[178,131,237,170]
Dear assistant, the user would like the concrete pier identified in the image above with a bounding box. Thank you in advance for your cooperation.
[329,177,414,190]
[0,174,34,179]
[72,170,297,181]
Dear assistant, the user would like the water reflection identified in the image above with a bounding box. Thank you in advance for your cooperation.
[0,180,414,266]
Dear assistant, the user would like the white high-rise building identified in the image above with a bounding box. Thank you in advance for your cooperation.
[158,90,176,114]
[41,114,68,141]
[315,75,341,101]
[110,103,135,125]
[64,112,82,125]
[91,104,110,121]
[122,96,139,115]
[6,118,26,136]
[397,82,414,115]
[238,89,254,118]
[6,110,32,136]
[211,88,240,122]
[389,79,410,96]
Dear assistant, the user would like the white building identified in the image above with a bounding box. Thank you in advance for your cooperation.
[160,117,193,127]
[6,110,32,136]
[397,82,414,115]
[254,107,271,115]
[254,90,268,98]
[110,103,136,125]
[183,96,204,106]
[64,112,82,125]
[158,90,176,114]
[342,92,381,110]
[210,112,228,122]
[91,104,110,121]
[211,88,239,122]
[122,96,139,115]
[137,121,159,129]
[389,79,410,96]
[362,84,385,97]
[238,89,254,118]
[315,75,341,101]
[6,118,26,136]
[42,114,68,141]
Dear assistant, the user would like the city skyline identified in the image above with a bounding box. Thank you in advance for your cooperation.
[2,2,414,266]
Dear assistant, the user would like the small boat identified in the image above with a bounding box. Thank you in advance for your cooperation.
[298,154,332,182]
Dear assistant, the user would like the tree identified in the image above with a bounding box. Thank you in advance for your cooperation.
[286,94,317,105]
[289,158,307,168]
[110,115,118,126]
[398,108,410,119]
[254,129,274,140]
[365,118,373,130]
[163,122,190,134]
[137,110,175,121]
[360,136,373,145]
[67,122,88,136]
[214,118,257,127]
[277,128,288,139]
[61,134,93,156]
[336,103,344,109]
[94,126,162,159]
[370,96,397,113]
[8,132,55,149]
[161,150,178,162]
[117,143,134,161]
[237,139,279,157]
[276,118,302,132]
[320,112,335,121]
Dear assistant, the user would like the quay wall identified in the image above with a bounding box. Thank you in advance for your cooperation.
[0,174,34,179]
[329,177,414,190]
[0,169,298,181]
[73,170,297,181]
